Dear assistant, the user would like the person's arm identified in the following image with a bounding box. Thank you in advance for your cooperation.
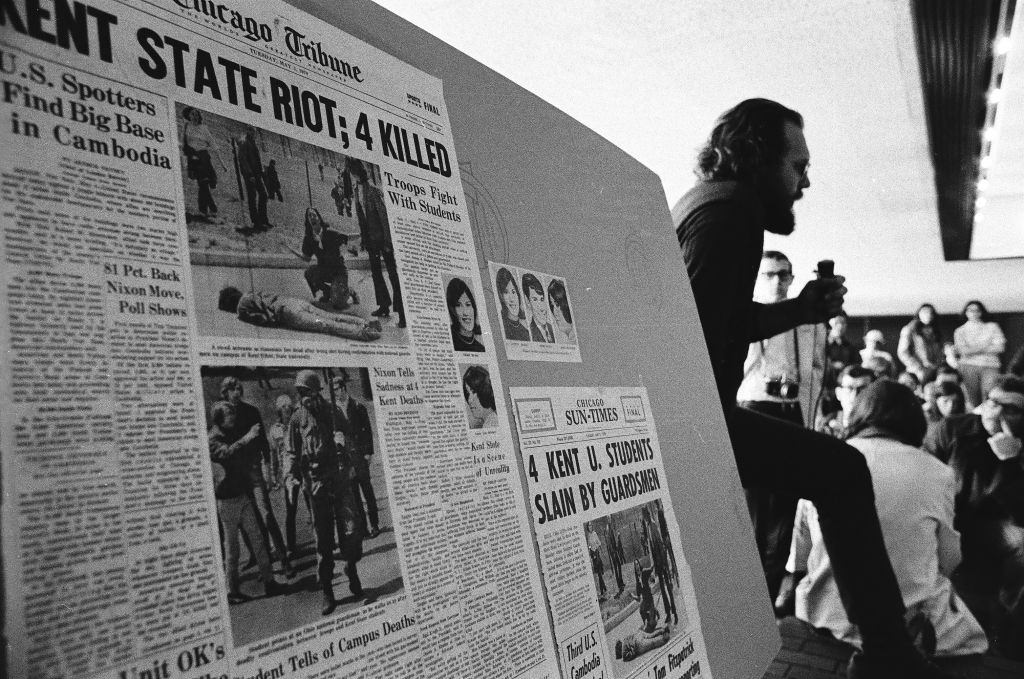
[209,425,258,462]
[935,470,961,576]
[750,279,847,342]
[749,298,806,341]
[953,325,972,357]
[987,322,1006,356]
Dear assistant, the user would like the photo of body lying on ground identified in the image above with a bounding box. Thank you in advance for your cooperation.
[585,500,690,677]
[180,104,407,343]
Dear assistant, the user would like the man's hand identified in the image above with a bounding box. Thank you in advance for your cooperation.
[796,275,847,324]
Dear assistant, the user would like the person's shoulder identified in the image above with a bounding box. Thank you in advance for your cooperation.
[673,180,763,245]
[673,180,758,222]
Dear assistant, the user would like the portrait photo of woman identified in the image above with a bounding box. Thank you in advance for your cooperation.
[547,278,577,344]
[496,267,530,342]
[446,277,485,352]
[462,365,498,429]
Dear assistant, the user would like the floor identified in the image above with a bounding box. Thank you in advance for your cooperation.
[762,617,1024,679]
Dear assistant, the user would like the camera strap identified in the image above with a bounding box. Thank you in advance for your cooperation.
[757,329,801,384]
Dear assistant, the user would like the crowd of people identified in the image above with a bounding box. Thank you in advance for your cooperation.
[772,303,1024,659]
[206,371,384,616]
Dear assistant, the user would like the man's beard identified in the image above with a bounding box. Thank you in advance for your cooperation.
[763,200,796,235]
[756,172,798,235]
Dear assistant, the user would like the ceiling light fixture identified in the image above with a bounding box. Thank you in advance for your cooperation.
[995,36,1012,56]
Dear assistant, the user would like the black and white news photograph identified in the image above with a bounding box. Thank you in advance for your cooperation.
[180,104,408,345]
[460,363,499,430]
[584,500,689,678]
[488,262,581,362]
[199,365,404,646]
[444,274,487,353]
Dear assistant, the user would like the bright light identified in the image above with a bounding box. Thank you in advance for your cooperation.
[988,88,1003,104]
[977,195,987,207]
[981,155,993,169]
[995,36,1012,56]
[978,178,990,191]
[983,127,997,142]
[975,212,985,223]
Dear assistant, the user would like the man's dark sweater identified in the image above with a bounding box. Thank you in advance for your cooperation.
[673,180,768,408]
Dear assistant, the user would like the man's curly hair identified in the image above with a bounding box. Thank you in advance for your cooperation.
[696,98,803,182]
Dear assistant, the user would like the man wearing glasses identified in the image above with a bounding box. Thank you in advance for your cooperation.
[735,250,813,607]
[819,366,878,439]
[922,375,1024,656]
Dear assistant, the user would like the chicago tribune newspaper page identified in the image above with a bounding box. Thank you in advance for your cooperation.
[0,1,559,677]
[510,387,713,679]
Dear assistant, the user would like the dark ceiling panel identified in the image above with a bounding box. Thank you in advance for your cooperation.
[912,0,1005,260]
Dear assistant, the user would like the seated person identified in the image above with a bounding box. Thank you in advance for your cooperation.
[816,365,875,439]
[862,354,895,379]
[897,371,923,400]
[934,381,966,419]
[923,375,1024,656]
[218,286,380,341]
[781,380,988,657]
[860,329,894,365]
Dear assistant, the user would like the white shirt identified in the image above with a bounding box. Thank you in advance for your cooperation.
[736,330,801,403]
[786,437,988,655]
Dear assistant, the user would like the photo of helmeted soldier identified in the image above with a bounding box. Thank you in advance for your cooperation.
[200,366,403,647]
[285,370,363,615]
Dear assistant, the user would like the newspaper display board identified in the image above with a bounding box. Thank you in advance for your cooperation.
[0,1,560,677]
[510,387,712,679]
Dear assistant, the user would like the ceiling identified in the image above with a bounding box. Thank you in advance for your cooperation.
[374,0,1024,314]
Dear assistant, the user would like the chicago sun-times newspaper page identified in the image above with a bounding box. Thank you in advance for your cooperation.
[510,387,713,679]
[0,1,558,677]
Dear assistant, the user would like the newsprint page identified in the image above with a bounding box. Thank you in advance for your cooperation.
[510,388,712,679]
[0,1,563,677]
